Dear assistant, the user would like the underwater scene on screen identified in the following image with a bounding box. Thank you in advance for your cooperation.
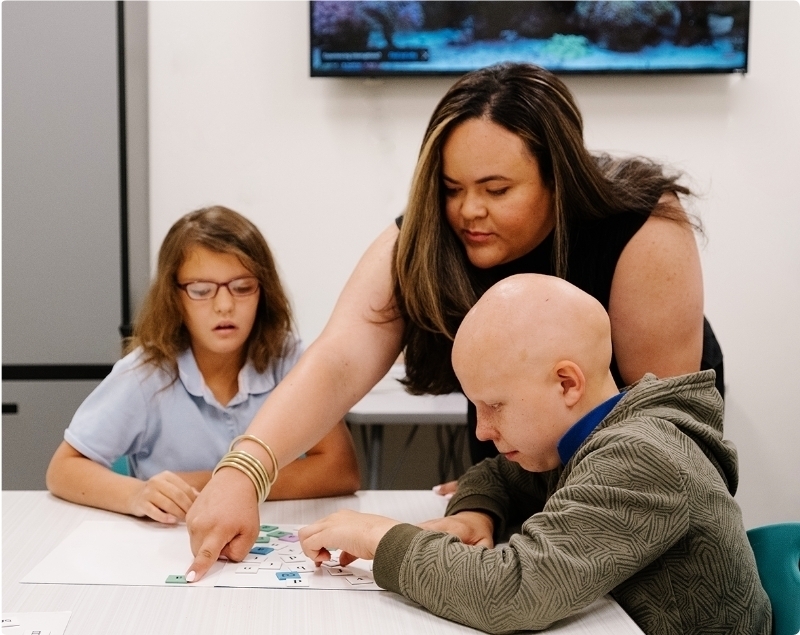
[310,1,749,76]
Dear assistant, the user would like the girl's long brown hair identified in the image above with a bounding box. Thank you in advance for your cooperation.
[126,206,293,377]
[394,63,695,395]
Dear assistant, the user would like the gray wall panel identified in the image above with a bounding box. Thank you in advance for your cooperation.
[2,380,102,490]
[2,1,122,364]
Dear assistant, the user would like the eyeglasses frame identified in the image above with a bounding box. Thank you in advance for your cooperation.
[176,276,261,301]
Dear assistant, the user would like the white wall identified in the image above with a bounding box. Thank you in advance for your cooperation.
[149,1,800,527]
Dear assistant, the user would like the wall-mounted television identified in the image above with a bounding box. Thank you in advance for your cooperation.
[310,1,749,77]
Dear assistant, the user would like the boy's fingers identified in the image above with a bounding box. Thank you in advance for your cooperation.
[432,480,458,496]
[338,551,357,567]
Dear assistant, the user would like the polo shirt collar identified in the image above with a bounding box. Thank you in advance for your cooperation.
[178,348,206,398]
[237,358,274,396]
[178,348,274,405]
[557,391,625,465]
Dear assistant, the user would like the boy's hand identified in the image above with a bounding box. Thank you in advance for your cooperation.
[419,511,495,548]
[432,480,458,499]
[128,471,199,524]
[299,510,400,567]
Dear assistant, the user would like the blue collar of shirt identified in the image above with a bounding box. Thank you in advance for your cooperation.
[177,348,274,407]
[557,391,625,465]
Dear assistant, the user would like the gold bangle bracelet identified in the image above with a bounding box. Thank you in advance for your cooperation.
[235,451,269,499]
[213,450,271,503]
[230,434,279,485]
[212,459,263,503]
[224,452,268,502]
[212,456,265,503]
[229,455,268,504]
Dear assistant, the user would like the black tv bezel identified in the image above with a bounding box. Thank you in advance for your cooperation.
[308,0,750,78]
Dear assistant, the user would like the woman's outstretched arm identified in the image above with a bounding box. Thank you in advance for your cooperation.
[185,223,405,580]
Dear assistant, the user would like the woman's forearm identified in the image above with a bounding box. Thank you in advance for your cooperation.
[240,332,399,472]
[238,224,404,472]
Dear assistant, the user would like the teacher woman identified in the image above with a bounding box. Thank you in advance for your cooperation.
[185,63,722,580]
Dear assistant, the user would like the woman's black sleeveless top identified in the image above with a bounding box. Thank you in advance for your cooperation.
[396,214,724,464]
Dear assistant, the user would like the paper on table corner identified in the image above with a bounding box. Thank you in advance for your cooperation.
[1,611,72,635]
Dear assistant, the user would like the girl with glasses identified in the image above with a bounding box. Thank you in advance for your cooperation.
[46,206,360,523]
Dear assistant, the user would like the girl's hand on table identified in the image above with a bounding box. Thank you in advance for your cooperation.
[128,471,198,524]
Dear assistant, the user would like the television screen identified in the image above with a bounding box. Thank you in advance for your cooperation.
[310,1,749,76]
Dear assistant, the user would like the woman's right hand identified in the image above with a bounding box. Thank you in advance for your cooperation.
[127,470,198,524]
[185,467,261,582]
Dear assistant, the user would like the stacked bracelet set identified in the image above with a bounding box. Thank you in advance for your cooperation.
[212,435,279,504]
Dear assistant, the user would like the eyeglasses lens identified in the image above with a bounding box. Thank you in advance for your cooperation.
[183,277,259,300]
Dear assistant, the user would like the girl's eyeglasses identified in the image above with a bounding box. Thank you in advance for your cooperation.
[177,276,259,300]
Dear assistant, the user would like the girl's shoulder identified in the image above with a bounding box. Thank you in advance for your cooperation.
[109,347,176,390]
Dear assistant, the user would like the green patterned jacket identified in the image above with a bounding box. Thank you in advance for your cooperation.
[373,371,771,634]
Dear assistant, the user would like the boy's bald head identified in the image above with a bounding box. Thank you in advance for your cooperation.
[454,274,612,384]
[452,274,618,472]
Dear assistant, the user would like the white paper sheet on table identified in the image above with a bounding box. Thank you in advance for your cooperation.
[21,521,223,587]
[21,520,379,590]
[1,611,71,635]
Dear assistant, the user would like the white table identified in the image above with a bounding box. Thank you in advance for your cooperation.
[346,365,469,488]
[3,490,643,635]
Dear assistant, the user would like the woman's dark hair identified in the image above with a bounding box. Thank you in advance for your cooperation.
[394,63,694,394]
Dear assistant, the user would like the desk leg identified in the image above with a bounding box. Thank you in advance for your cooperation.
[368,424,383,490]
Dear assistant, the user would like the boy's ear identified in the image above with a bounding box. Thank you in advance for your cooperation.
[555,361,585,408]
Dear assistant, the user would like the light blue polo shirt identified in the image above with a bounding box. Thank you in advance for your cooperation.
[64,338,303,480]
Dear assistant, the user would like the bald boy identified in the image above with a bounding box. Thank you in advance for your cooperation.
[300,274,770,635]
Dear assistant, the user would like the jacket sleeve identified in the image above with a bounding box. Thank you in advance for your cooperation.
[373,430,690,634]
[444,455,556,539]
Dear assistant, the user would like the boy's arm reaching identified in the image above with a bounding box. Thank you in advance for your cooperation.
[373,439,688,634]
[445,454,553,540]
[301,438,688,635]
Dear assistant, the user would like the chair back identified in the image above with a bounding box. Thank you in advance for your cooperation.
[111,456,129,476]
[747,522,800,635]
